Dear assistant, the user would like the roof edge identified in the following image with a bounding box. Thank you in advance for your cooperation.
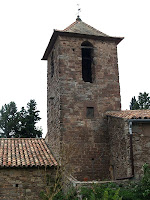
[0,165,57,169]
[42,31,59,60]
[42,30,124,60]
[129,119,150,123]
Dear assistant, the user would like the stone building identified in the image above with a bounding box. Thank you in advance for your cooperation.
[0,16,150,200]
[42,16,123,181]
[107,110,150,180]
[42,16,150,181]
[0,138,57,200]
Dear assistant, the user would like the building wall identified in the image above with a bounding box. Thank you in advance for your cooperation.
[46,35,121,181]
[108,116,131,179]
[108,117,150,180]
[0,167,55,200]
[46,38,61,161]
[132,123,150,179]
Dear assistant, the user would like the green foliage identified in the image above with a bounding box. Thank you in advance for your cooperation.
[102,190,109,200]
[0,100,42,138]
[119,186,139,200]
[133,163,150,200]
[0,101,18,137]
[19,100,42,138]
[138,92,150,109]
[130,96,139,110]
[80,183,106,199]
[40,187,78,200]
[101,187,122,200]
[90,192,96,200]
[130,92,150,110]
[80,183,123,200]
[112,189,122,200]
[40,164,150,200]
[115,164,150,200]
[63,188,78,200]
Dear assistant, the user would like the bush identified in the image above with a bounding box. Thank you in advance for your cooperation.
[134,163,150,200]
[40,164,150,200]
[80,183,122,200]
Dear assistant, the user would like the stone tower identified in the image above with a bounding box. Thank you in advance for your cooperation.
[42,17,123,181]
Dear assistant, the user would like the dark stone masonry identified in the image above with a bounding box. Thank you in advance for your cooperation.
[0,168,55,200]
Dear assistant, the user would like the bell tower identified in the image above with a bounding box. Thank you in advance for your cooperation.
[42,17,123,181]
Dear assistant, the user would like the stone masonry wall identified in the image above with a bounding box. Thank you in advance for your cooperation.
[108,116,131,179]
[0,167,55,200]
[108,117,150,180]
[132,123,150,179]
[58,36,121,181]
[46,35,121,181]
[46,38,61,161]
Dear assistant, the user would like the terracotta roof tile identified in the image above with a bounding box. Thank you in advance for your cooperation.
[106,110,150,119]
[0,138,57,168]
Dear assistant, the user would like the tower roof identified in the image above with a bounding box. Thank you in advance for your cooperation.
[42,18,124,60]
[62,17,109,37]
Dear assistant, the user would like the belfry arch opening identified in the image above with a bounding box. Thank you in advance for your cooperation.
[81,41,93,83]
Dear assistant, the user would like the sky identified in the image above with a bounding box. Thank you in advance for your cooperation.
[0,0,150,137]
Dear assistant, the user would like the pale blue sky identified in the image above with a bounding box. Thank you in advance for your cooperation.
[0,0,150,136]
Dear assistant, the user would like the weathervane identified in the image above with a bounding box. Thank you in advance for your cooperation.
[76,4,81,20]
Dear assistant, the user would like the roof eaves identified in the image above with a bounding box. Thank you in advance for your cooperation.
[128,119,150,123]
[107,114,125,120]
[42,30,59,60]
[62,31,124,43]
[0,165,56,169]
[42,30,124,60]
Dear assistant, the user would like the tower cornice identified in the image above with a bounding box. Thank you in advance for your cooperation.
[42,30,124,60]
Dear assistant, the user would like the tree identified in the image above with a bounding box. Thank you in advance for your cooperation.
[21,100,42,138]
[130,92,150,110]
[16,106,28,138]
[138,92,150,109]
[0,100,42,138]
[0,102,18,138]
[130,96,139,110]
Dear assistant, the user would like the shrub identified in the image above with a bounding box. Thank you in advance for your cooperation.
[80,183,122,200]
[134,163,150,200]
[40,164,150,200]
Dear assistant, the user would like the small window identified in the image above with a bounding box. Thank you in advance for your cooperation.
[81,41,93,83]
[86,107,94,118]
[51,52,54,78]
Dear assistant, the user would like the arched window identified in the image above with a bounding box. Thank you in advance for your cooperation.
[81,41,93,83]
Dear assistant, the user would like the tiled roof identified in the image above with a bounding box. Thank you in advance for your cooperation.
[62,18,109,37]
[0,138,57,168]
[106,110,150,119]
